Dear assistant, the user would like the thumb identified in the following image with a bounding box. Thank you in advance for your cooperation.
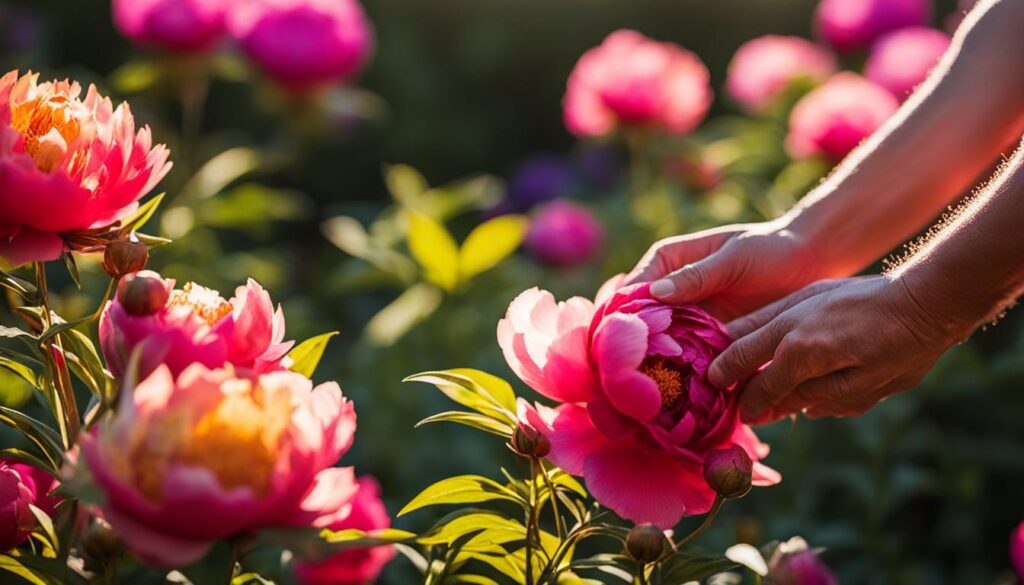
[649,252,732,304]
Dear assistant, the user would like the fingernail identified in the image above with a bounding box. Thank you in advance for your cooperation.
[650,279,675,298]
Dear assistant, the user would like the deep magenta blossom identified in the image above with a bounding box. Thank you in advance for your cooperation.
[81,364,358,567]
[1012,522,1024,581]
[726,35,837,112]
[0,463,34,551]
[814,0,931,53]
[228,0,374,92]
[564,30,712,137]
[501,279,779,528]
[113,0,227,53]
[865,26,950,102]
[294,477,395,585]
[0,71,171,265]
[767,537,839,585]
[525,201,605,267]
[786,72,898,162]
[99,272,293,381]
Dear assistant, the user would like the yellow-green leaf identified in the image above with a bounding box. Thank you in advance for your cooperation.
[288,332,338,378]
[406,212,459,291]
[365,283,443,347]
[399,476,523,516]
[321,527,416,545]
[386,164,429,209]
[418,512,525,546]
[458,214,528,281]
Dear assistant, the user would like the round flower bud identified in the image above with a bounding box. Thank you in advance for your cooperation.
[102,238,150,279]
[703,445,753,499]
[511,424,551,459]
[767,537,838,585]
[116,270,171,316]
[626,523,668,564]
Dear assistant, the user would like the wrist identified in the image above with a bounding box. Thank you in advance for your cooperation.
[889,261,983,345]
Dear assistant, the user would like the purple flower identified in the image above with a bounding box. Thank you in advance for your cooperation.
[505,156,575,212]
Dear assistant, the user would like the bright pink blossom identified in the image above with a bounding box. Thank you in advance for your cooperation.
[228,0,374,92]
[726,35,837,112]
[1012,522,1024,581]
[294,476,394,585]
[865,27,950,102]
[81,364,358,567]
[814,0,931,53]
[0,463,35,550]
[99,272,293,381]
[0,71,171,266]
[525,201,605,267]
[113,0,227,53]
[500,280,779,528]
[786,72,898,162]
[563,30,712,137]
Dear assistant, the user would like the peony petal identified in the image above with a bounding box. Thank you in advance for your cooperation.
[0,226,63,265]
[293,466,360,528]
[529,403,610,476]
[592,313,662,422]
[101,505,213,568]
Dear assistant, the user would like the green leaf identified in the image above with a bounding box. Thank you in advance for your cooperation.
[0,353,41,388]
[118,193,165,234]
[724,544,767,576]
[416,411,515,438]
[0,270,37,300]
[0,325,34,341]
[365,283,443,347]
[386,164,430,209]
[320,527,416,546]
[0,407,64,467]
[406,211,460,291]
[404,369,517,421]
[179,148,265,202]
[399,475,524,516]
[655,554,737,585]
[458,214,528,282]
[418,512,525,547]
[28,504,57,550]
[60,252,80,290]
[0,553,64,585]
[109,60,160,93]
[287,332,338,378]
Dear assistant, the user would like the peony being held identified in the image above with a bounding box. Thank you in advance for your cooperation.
[80,364,358,566]
[500,279,779,528]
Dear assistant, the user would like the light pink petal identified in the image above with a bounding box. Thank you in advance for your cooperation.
[227,279,276,366]
[293,466,359,528]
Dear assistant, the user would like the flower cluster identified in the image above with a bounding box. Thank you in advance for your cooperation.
[113,0,374,92]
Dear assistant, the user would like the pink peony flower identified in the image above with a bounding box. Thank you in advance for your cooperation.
[814,0,931,53]
[1,459,60,518]
[0,71,171,266]
[81,364,358,567]
[564,30,712,137]
[0,462,35,550]
[113,0,227,53]
[766,537,838,585]
[100,272,294,382]
[1012,522,1024,581]
[786,72,899,162]
[865,27,950,102]
[228,0,374,92]
[726,35,837,112]
[294,476,395,585]
[525,201,605,267]
[500,280,779,528]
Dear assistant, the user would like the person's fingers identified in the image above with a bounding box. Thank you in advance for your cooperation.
[649,251,735,305]
[738,348,811,423]
[625,230,733,286]
[726,279,850,339]
[708,316,793,388]
[792,370,865,419]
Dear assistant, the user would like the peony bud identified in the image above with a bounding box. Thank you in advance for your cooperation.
[81,517,125,574]
[116,270,171,316]
[0,463,34,551]
[511,424,551,459]
[766,537,838,585]
[626,523,668,564]
[102,238,150,279]
[703,445,753,499]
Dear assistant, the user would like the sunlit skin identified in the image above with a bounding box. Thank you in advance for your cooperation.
[627,0,1024,423]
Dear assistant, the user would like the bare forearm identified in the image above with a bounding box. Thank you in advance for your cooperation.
[895,138,1024,334]
[784,0,1024,278]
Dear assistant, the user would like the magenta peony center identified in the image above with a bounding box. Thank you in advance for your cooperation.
[640,356,726,437]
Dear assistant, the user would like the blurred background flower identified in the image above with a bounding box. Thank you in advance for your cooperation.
[726,35,836,113]
[523,200,604,266]
[814,0,931,52]
[113,0,227,53]
[865,26,951,101]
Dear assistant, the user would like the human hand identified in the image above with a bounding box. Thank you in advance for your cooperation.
[625,220,826,320]
[709,275,973,424]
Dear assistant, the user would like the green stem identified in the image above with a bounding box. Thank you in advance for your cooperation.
[85,278,118,323]
[525,457,540,585]
[224,539,239,585]
[539,461,564,540]
[675,496,724,550]
[34,263,78,448]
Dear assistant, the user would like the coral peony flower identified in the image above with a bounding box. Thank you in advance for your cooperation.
[500,280,779,528]
[294,477,395,585]
[81,364,358,566]
[524,201,605,267]
[865,27,950,102]
[564,30,712,137]
[228,0,374,92]
[0,462,35,550]
[113,0,227,53]
[1012,522,1024,581]
[0,71,171,265]
[786,72,898,162]
[766,537,838,585]
[726,35,837,112]
[99,272,294,381]
[814,0,931,53]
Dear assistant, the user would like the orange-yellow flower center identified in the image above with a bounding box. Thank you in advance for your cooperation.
[10,95,80,172]
[640,357,685,409]
[168,282,233,326]
[125,379,294,502]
